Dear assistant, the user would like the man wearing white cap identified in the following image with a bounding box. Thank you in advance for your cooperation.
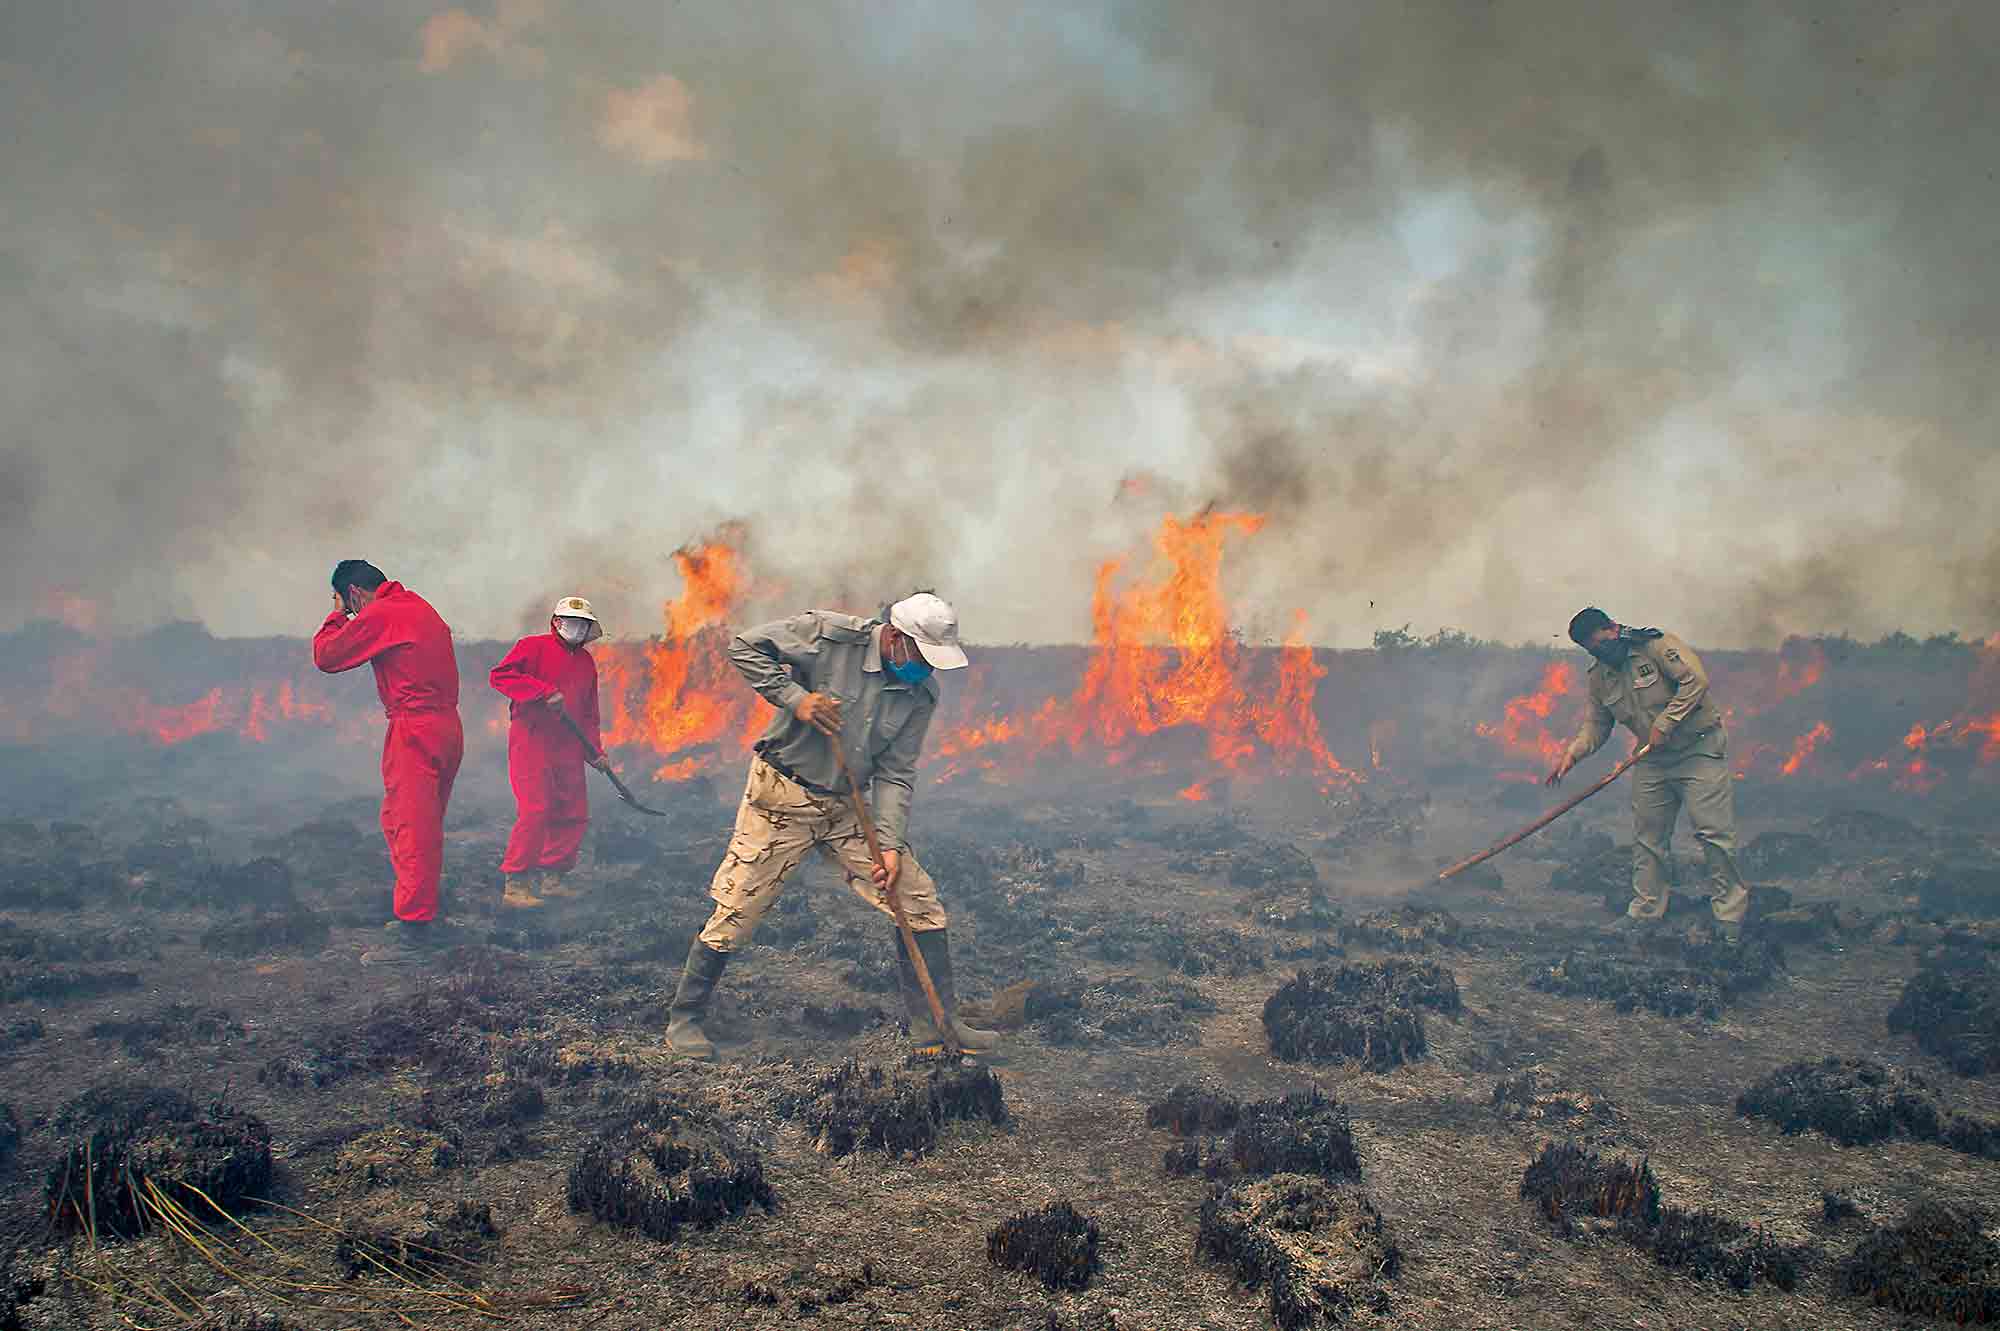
[665,591,998,1060]
[489,596,612,908]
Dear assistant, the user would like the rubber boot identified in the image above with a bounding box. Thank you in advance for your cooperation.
[537,871,584,901]
[897,928,1001,1055]
[666,939,729,1061]
[500,876,545,910]
[361,919,442,967]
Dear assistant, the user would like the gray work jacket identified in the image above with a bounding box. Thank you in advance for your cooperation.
[727,611,939,849]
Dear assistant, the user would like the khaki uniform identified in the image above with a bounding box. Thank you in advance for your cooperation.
[1566,631,1749,924]
[697,758,948,951]
[695,610,948,953]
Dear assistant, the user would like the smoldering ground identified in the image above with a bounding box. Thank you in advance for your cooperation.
[2,0,1995,646]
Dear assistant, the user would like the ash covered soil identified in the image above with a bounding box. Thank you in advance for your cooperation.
[3,760,2000,1330]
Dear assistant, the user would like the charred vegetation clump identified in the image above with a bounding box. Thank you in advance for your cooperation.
[1147,1083,1243,1137]
[1525,936,1783,1020]
[1837,1201,2000,1323]
[1521,1142,1809,1292]
[201,909,331,958]
[565,1102,774,1243]
[1491,1067,1626,1139]
[1196,1175,1399,1330]
[987,1200,1103,1292]
[333,1198,501,1281]
[1024,973,1218,1047]
[1737,1057,2000,1155]
[1229,1090,1363,1184]
[773,1059,1008,1159]
[1520,1141,1659,1233]
[44,1086,273,1238]
[1262,960,1459,1069]
[1339,905,1463,952]
[1887,965,2000,1075]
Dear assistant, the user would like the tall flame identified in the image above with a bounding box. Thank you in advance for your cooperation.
[1477,661,1577,768]
[627,539,770,780]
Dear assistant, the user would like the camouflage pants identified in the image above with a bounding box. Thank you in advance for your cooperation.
[696,758,948,952]
[1630,733,1749,924]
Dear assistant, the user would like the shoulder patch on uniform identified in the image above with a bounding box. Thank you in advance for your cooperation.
[1665,649,1682,663]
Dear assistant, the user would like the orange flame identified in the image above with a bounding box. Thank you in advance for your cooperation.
[619,536,772,781]
[1477,661,1577,766]
[961,510,1358,788]
[1778,721,1833,776]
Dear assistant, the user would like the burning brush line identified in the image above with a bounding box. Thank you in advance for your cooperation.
[7,530,1998,801]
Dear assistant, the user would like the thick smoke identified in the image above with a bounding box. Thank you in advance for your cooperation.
[1,0,1992,646]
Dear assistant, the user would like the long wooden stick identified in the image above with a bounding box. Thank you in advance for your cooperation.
[829,746,961,1054]
[1435,744,1652,882]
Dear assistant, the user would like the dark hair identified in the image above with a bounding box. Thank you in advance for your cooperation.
[331,560,387,595]
[1568,606,1614,646]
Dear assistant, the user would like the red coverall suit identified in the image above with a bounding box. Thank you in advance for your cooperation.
[312,583,464,923]
[489,631,601,876]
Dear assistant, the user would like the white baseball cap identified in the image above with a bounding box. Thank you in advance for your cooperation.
[888,592,969,670]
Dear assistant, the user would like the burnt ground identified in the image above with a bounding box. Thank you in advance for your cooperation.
[1,769,1999,1330]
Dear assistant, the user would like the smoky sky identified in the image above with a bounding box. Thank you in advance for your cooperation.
[1,0,1993,647]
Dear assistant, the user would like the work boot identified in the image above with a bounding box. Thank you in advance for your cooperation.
[500,876,545,910]
[536,871,584,901]
[1714,917,1744,945]
[360,919,441,967]
[897,928,1001,1055]
[665,939,729,1061]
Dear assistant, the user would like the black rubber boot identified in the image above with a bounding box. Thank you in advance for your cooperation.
[897,928,1000,1055]
[666,938,729,1060]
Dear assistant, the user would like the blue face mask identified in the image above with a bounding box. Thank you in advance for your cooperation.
[885,657,933,686]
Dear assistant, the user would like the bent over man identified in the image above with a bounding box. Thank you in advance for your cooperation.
[665,592,999,1060]
[489,596,610,908]
[1547,607,1750,938]
[312,560,464,966]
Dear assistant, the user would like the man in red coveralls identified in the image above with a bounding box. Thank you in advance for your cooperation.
[489,596,611,908]
[312,560,464,966]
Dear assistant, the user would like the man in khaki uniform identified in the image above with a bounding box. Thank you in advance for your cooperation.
[664,592,1001,1059]
[1546,607,1750,938]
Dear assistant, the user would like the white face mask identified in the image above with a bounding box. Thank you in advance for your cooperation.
[555,619,590,645]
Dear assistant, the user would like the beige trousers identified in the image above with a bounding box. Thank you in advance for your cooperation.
[696,758,948,952]
[1630,738,1749,923]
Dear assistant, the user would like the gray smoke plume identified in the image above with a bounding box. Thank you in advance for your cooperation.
[2,0,1993,646]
